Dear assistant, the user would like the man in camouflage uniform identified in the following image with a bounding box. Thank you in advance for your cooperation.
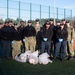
[23,20,36,52]
[35,19,41,51]
[12,23,22,59]
[66,20,75,60]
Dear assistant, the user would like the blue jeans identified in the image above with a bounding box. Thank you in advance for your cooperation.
[40,41,51,55]
[1,40,11,58]
[54,41,67,59]
[0,43,2,57]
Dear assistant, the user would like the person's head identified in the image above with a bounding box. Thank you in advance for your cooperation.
[46,22,50,28]
[49,18,54,24]
[20,20,25,26]
[5,21,9,26]
[9,20,13,26]
[0,22,3,28]
[62,19,66,24]
[14,23,18,30]
[35,19,40,25]
[60,24,64,29]
[28,20,32,26]
[66,20,70,27]
[56,20,60,26]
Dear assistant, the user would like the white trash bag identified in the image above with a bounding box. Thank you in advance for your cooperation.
[29,57,39,65]
[19,51,32,58]
[29,50,39,65]
[15,50,32,62]
[39,53,52,65]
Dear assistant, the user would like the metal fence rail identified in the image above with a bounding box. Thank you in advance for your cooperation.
[0,0,72,24]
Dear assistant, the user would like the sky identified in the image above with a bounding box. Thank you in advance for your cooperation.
[0,0,75,20]
[18,0,75,14]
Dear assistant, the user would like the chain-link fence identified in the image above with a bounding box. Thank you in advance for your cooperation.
[0,0,72,25]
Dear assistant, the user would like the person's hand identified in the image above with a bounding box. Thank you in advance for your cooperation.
[12,41,14,44]
[23,39,25,42]
[43,38,47,41]
[58,38,63,42]
[70,40,73,44]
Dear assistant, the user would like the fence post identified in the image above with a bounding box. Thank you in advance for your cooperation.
[49,6,50,20]
[64,8,66,19]
[40,5,41,24]
[19,1,20,26]
[71,10,72,25]
[30,3,32,20]
[57,7,58,19]
[7,0,9,20]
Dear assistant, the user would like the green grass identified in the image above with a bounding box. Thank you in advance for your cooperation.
[0,58,75,75]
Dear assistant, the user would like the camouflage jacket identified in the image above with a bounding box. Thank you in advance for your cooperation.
[67,26,74,40]
[35,25,41,33]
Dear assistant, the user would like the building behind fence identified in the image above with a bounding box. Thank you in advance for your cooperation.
[0,0,72,25]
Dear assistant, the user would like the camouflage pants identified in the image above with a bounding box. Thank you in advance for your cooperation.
[25,36,36,52]
[12,40,21,59]
[66,40,74,57]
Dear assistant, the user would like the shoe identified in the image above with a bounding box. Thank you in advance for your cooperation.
[64,56,68,60]
[1,56,7,59]
[53,58,58,61]
[6,57,11,60]
[59,57,64,61]
[50,57,54,60]
[67,56,74,60]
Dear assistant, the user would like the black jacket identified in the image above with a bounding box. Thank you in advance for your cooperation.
[0,28,2,43]
[62,24,67,29]
[50,24,54,29]
[18,26,25,40]
[12,28,21,41]
[40,26,53,41]
[56,27,68,41]
[0,25,14,41]
[52,25,61,41]
[23,25,36,37]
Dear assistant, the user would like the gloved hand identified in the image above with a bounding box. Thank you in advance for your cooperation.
[43,38,47,41]
[70,40,73,44]
[12,41,14,44]
[58,38,63,42]
[23,39,25,42]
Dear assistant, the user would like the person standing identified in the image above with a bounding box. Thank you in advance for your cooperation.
[49,18,55,58]
[23,20,36,52]
[0,22,3,57]
[53,20,61,57]
[66,20,75,60]
[12,23,22,59]
[18,20,25,53]
[40,22,53,55]
[54,24,68,61]
[35,19,41,51]
[8,20,14,58]
[0,21,12,59]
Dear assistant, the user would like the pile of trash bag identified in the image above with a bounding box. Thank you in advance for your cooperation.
[15,51,52,65]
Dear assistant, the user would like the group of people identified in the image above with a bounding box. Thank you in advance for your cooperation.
[0,18,75,61]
